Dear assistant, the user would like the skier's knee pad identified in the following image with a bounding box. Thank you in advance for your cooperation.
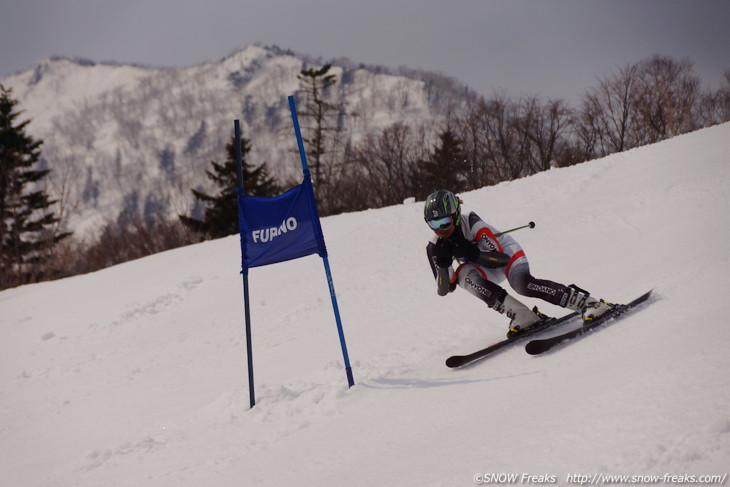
[460,269,507,308]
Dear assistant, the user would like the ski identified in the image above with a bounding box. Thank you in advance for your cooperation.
[445,310,581,368]
[525,290,653,355]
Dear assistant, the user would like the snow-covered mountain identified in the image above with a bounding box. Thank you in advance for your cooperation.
[1,122,728,486]
[1,45,470,233]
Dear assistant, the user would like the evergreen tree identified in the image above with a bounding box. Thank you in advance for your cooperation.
[416,129,467,199]
[0,84,70,288]
[297,64,339,189]
[179,136,281,239]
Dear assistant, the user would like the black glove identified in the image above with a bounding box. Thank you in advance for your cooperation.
[449,233,481,261]
[434,238,453,268]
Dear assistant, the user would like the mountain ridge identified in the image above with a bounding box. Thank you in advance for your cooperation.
[2,44,471,234]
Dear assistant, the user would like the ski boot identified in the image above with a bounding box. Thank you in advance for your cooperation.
[582,298,613,322]
[500,294,544,338]
[565,284,612,322]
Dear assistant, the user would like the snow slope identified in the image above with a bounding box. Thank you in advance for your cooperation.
[1,123,729,486]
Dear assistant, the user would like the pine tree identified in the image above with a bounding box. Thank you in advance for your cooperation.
[297,64,339,189]
[179,136,281,239]
[416,129,467,199]
[0,84,70,288]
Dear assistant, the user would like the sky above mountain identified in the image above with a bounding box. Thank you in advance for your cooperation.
[1,0,728,103]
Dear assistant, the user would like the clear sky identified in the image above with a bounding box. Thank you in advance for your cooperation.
[1,0,728,102]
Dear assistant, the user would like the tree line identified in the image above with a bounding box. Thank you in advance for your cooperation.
[1,54,728,290]
[318,55,729,212]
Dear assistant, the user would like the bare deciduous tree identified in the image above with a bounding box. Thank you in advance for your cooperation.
[514,96,573,174]
[632,55,702,142]
[453,94,524,187]
[696,70,730,127]
[577,63,641,158]
[346,122,432,207]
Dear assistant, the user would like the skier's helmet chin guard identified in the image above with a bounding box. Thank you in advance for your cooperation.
[424,190,461,229]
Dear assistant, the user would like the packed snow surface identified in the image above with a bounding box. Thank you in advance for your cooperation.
[1,123,729,486]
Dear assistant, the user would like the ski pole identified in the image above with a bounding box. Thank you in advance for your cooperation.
[494,221,535,237]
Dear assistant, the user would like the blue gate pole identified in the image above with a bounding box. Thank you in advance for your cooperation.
[288,96,354,388]
[234,120,256,408]
[322,255,355,387]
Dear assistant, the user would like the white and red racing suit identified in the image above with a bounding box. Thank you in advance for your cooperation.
[426,211,573,310]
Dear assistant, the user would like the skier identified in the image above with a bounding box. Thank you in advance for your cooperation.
[424,189,611,337]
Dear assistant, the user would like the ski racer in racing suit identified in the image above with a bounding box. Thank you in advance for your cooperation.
[424,190,611,337]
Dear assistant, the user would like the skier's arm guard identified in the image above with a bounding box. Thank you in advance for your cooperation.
[435,266,453,296]
[474,251,510,268]
[428,239,456,296]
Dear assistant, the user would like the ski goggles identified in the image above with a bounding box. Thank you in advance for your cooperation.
[426,216,454,230]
